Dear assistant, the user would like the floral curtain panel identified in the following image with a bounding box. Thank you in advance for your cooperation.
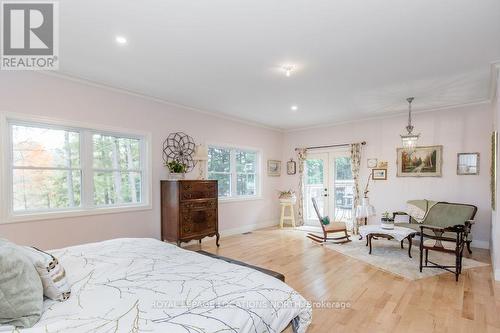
[296,148,308,226]
[350,143,362,234]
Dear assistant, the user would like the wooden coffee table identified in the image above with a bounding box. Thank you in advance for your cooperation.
[359,225,416,258]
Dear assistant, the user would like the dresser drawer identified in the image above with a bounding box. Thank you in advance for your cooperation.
[180,199,217,211]
[180,208,217,237]
[180,182,217,201]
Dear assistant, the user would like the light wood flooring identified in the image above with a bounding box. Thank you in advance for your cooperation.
[186,227,500,333]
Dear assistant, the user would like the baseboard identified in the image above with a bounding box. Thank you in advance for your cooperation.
[178,220,279,248]
[495,268,500,281]
[471,239,490,249]
[219,220,278,237]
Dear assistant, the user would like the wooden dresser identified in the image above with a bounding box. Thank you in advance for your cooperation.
[160,180,219,247]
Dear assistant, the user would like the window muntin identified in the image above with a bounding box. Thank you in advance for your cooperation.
[6,120,148,217]
[208,146,260,199]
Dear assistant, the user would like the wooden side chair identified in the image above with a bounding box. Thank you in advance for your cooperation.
[307,197,351,244]
[419,222,471,281]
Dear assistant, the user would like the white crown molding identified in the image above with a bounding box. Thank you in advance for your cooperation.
[284,99,492,133]
[37,65,498,134]
[37,71,284,133]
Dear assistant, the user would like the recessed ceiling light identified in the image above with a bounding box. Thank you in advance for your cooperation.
[291,105,298,111]
[115,36,128,45]
[282,65,295,77]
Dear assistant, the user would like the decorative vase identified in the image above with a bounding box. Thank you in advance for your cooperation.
[169,172,185,180]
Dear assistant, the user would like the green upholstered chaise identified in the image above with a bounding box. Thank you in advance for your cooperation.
[393,200,477,253]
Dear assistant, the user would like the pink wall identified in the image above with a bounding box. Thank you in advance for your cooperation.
[0,72,283,249]
[0,72,493,251]
[281,103,493,247]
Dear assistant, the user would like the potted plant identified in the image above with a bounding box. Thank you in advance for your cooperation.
[278,189,297,204]
[166,160,187,180]
[381,211,395,230]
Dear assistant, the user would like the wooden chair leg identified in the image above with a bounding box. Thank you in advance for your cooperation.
[419,246,423,272]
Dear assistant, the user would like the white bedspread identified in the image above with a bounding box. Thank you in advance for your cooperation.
[15,238,312,333]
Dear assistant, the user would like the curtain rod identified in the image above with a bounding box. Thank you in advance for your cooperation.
[295,141,366,151]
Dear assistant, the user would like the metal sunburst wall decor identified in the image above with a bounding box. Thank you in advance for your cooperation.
[162,132,196,172]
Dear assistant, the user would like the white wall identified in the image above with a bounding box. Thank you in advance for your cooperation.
[0,72,283,249]
[281,103,493,248]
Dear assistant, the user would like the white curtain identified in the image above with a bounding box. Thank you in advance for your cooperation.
[350,143,362,234]
[296,148,307,226]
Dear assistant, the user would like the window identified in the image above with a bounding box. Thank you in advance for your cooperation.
[92,134,142,206]
[208,146,260,199]
[11,124,82,212]
[4,118,150,220]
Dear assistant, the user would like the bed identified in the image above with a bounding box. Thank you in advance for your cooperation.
[13,238,312,333]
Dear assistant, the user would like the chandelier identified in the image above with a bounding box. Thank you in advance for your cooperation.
[400,97,419,151]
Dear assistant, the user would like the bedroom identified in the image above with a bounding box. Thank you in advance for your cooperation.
[0,0,499,332]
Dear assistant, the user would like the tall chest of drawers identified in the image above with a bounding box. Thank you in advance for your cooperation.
[160,180,220,247]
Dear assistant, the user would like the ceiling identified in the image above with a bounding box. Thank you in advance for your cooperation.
[59,0,500,130]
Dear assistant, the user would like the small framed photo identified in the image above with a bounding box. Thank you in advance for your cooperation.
[377,161,388,168]
[286,159,296,175]
[267,160,281,176]
[367,158,378,168]
[372,168,387,180]
[457,153,479,175]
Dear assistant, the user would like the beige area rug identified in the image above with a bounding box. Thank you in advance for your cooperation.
[298,226,488,280]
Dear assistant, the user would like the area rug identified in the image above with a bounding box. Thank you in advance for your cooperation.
[321,235,488,280]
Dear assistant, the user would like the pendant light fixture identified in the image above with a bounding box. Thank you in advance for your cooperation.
[400,97,419,151]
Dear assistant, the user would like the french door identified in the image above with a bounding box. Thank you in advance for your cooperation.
[303,151,355,226]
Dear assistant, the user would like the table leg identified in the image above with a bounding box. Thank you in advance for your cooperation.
[368,235,372,254]
[408,236,412,258]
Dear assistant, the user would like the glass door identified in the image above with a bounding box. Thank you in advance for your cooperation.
[303,150,355,226]
[304,153,329,225]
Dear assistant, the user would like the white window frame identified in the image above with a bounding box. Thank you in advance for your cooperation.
[207,144,262,202]
[0,112,152,224]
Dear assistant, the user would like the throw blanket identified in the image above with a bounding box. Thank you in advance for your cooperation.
[10,238,312,333]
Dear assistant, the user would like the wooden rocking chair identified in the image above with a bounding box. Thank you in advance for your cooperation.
[307,198,351,244]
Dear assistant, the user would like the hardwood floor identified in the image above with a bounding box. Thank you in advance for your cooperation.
[187,227,500,333]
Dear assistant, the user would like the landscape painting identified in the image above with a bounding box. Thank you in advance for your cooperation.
[397,145,442,177]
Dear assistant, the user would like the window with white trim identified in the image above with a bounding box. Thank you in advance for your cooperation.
[207,146,260,199]
[6,120,149,217]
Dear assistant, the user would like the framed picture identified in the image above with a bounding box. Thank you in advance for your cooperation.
[377,161,388,168]
[492,132,497,210]
[367,158,378,168]
[267,160,281,176]
[372,168,387,180]
[397,145,443,177]
[286,159,296,175]
[457,153,479,175]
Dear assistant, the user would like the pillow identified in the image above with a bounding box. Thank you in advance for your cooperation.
[321,216,330,225]
[0,240,44,328]
[19,247,71,301]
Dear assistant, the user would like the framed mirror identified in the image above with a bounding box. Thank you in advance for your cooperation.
[457,153,479,175]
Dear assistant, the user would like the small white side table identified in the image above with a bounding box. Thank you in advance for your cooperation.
[279,202,296,228]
